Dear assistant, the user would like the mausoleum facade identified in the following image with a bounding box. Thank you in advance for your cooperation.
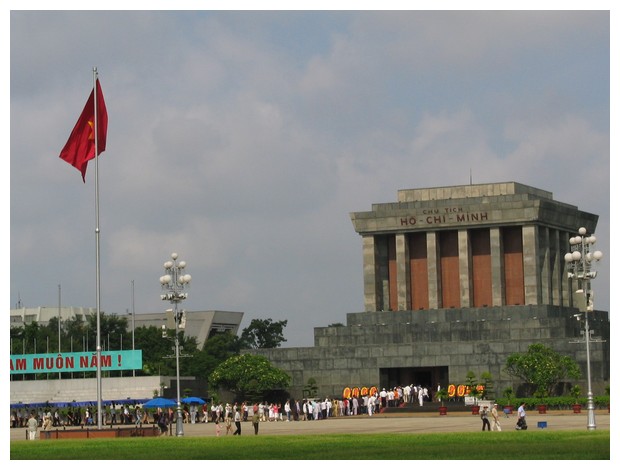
[253,182,610,400]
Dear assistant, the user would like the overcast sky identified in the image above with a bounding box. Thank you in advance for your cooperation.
[7,5,613,348]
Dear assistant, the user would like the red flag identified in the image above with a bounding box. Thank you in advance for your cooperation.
[59,79,108,182]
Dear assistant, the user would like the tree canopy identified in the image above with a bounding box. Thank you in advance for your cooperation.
[186,332,241,380]
[10,314,285,384]
[504,343,581,398]
[136,325,198,377]
[238,318,288,349]
[208,353,291,402]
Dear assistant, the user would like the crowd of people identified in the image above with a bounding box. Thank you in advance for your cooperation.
[9,398,536,440]
[10,384,437,434]
[379,384,434,407]
[10,403,148,429]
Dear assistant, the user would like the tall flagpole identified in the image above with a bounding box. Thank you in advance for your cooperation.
[93,66,103,429]
[58,284,61,380]
[132,280,136,377]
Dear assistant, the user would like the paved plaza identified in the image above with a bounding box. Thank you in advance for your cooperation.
[9,410,610,441]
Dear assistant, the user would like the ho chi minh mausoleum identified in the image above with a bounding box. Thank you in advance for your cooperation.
[253,182,610,399]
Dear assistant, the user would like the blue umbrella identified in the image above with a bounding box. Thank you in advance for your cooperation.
[181,397,206,405]
[141,397,176,408]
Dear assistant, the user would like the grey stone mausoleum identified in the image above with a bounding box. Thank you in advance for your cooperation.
[253,182,610,400]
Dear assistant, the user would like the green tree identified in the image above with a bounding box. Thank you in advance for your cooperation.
[63,315,89,352]
[85,312,129,351]
[479,371,494,399]
[239,318,288,349]
[504,343,581,398]
[465,370,480,398]
[135,325,173,376]
[10,326,24,354]
[303,377,319,398]
[502,386,515,406]
[187,332,241,380]
[22,321,41,354]
[436,387,449,406]
[45,317,61,351]
[208,354,291,402]
[133,325,198,377]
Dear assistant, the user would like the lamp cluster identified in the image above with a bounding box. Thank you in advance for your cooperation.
[564,228,603,312]
[564,228,603,278]
[159,252,192,302]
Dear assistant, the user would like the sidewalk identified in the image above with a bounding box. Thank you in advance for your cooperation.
[9,410,610,441]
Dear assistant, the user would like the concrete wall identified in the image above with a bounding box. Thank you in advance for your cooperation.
[252,305,610,400]
[11,376,167,405]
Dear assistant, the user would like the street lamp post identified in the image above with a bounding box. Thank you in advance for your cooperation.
[564,227,603,431]
[159,252,192,437]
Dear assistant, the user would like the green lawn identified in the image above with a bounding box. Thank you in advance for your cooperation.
[11,430,610,460]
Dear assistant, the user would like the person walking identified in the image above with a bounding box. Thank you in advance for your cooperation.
[135,406,143,426]
[480,405,491,431]
[295,400,301,421]
[156,407,168,436]
[380,388,387,408]
[167,407,175,435]
[284,400,291,421]
[190,404,197,424]
[368,395,375,416]
[225,409,233,435]
[252,407,260,434]
[233,409,241,435]
[42,412,53,433]
[27,412,38,440]
[516,402,527,430]
[491,403,502,431]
